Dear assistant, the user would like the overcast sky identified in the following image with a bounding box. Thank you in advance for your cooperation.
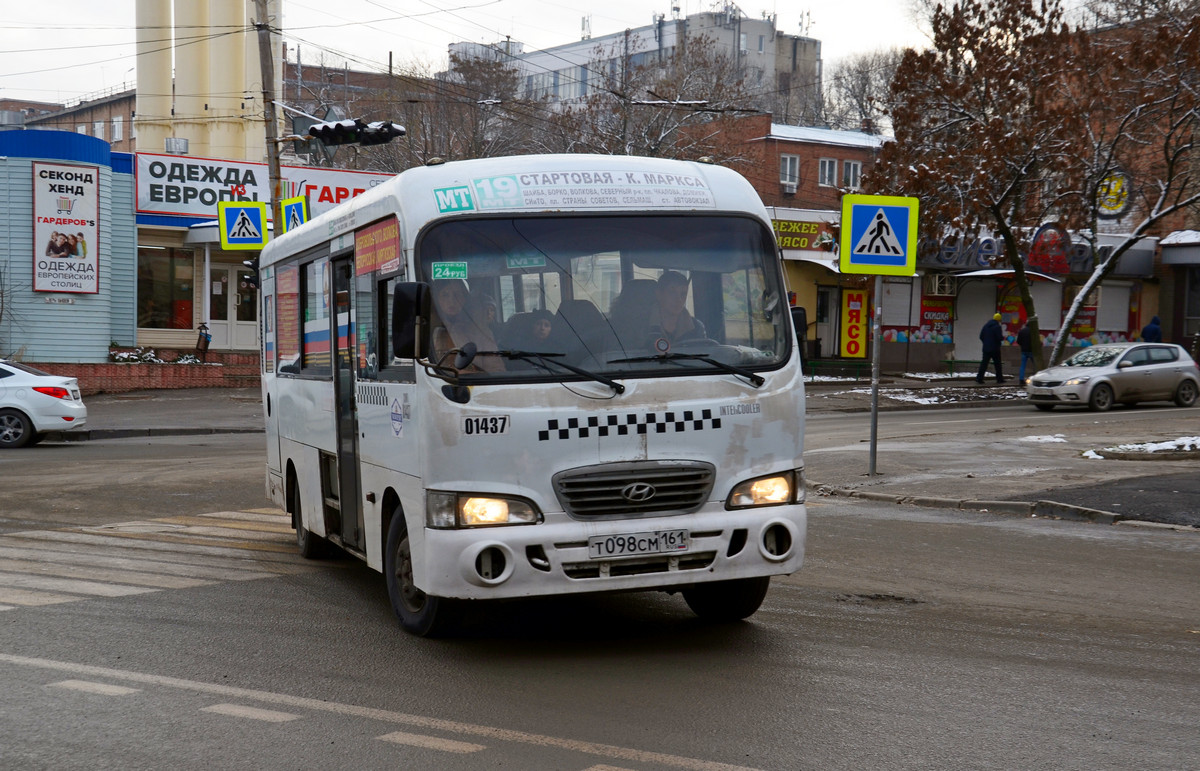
[0,0,928,105]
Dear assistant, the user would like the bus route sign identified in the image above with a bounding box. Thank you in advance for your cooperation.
[838,194,919,276]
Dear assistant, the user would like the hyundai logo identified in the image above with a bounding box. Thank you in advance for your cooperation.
[621,482,657,502]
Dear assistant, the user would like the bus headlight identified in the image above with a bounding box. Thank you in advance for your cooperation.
[726,470,803,509]
[426,491,542,528]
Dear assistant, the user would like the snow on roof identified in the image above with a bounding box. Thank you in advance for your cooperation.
[767,124,887,149]
[1161,230,1200,246]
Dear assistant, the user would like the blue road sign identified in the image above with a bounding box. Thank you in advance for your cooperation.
[838,194,919,276]
[218,201,268,250]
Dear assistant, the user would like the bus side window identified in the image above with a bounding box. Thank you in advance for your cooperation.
[378,277,417,383]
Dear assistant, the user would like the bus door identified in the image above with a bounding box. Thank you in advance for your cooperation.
[332,257,365,551]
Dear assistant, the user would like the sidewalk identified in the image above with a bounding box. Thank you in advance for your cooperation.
[60,383,1198,530]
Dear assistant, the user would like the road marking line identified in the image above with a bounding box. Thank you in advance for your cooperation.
[155,516,294,535]
[582,766,640,771]
[0,571,157,598]
[201,704,300,723]
[377,731,486,753]
[14,529,297,555]
[0,653,759,771]
[1,532,306,568]
[0,604,15,611]
[0,558,213,590]
[48,680,141,696]
[0,544,279,582]
[0,588,78,606]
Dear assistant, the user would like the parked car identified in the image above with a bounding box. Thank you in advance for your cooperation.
[0,359,88,448]
[1026,342,1200,412]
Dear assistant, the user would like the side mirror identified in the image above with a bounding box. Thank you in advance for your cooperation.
[392,282,431,360]
[790,306,808,342]
[1117,360,1133,369]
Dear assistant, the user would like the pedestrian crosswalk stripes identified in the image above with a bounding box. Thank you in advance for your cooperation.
[0,508,315,610]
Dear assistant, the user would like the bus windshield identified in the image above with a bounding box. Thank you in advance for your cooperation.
[418,214,789,381]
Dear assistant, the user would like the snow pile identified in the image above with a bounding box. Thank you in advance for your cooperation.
[1082,450,1104,460]
[1105,436,1200,453]
[1021,434,1068,443]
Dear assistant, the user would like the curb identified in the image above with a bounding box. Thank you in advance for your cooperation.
[808,481,1125,525]
[49,427,264,442]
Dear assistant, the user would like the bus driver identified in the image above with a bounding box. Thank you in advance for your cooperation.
[430,279,505,372]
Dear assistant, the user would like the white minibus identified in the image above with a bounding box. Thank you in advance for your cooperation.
[258,154,806,635]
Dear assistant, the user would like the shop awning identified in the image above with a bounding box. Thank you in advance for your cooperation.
[957,269,1063,283]
[782,251,840,272]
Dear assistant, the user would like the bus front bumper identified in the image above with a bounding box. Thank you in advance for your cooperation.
[416,504,806,600]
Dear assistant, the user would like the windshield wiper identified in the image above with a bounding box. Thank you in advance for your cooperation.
[469,347,626,394]
[610,352,765,388]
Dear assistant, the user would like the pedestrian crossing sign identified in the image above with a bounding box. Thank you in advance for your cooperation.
[838,194,919,276]
[280,196,308,234]
[218,201,269,250]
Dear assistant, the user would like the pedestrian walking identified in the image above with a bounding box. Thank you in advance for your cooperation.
[1141,315,1162,343]
[976,313,1006,384]
[1016,322,1034,385]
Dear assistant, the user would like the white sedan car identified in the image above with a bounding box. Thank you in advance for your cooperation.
[0,359,88,448]
[1026,343,1200,412]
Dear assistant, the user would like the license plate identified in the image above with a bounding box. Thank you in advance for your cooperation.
[588,529,689,559]
[1028,387,1050,395]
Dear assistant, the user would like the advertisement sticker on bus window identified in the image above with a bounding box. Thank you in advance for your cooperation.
[431,262,468,280]
[463,415,509,436]
[506,254,545,270]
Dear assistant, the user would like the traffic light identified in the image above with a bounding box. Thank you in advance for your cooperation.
[308,119,405,147]
[359,121,406,145]
[308,119,367,146]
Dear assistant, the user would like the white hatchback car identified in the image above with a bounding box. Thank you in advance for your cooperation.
[1026,343,1200,412]
[0,359,88,448]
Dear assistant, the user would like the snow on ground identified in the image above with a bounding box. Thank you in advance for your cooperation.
[1105,436,1200,453]
[835,386,1027,405]
[1082,450,1104,460]
[1021,434,1068,443]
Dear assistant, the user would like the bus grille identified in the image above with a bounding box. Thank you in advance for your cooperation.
[553,460,716,519]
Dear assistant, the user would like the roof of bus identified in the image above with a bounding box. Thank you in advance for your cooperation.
[259,154,770,268]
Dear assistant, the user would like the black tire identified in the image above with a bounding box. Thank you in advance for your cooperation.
[289,474,326,559]
[0,409,33,449]
[682,576,771,622]
[1087,383,1114,412]
[1033,403,1055,412]
[384,506,450,636]
[1175,379,1198,408]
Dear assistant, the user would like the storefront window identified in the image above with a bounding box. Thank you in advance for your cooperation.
[1185,266,1200,337]
[138,247,195,329]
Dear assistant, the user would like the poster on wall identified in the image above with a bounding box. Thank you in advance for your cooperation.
[840,289,868,358]
[33,161,100,293]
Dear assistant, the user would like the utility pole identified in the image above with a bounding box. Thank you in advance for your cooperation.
[253,0,285,232]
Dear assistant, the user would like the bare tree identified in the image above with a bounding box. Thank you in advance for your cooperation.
[539,35,761,162]
[870,0,1078,371]
[822,48,903,133]
[1044,9,1200,363]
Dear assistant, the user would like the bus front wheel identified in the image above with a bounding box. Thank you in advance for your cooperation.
[682,576,771,622]
[385,508,449,637]
[290,474,326,559]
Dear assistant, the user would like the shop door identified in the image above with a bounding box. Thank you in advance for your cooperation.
[332,258,364,551]
[208,265,259,350]
[816,287,839,357]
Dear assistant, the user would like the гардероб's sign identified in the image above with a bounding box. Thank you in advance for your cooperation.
[33,161,100,294]
[134,153,392,220]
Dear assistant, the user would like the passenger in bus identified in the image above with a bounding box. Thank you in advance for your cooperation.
[430,279,505,371]
[529,309,554,347]
[647,270,706,346]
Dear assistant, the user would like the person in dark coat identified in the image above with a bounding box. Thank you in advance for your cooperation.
[1141,316,1163,343]
[1016,322,1034,385]
[976,313,1006,384]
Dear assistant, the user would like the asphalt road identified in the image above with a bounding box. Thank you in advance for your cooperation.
[1,432,1197,769]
